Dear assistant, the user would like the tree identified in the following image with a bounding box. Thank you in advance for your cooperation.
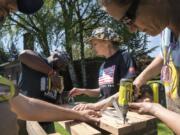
[56,0,106,87]
[72,0,106,87]
[0,0,63,56]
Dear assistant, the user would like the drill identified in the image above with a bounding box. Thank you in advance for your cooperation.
[142,81,166,106]
[118,78,134,124]
[117,79,166,124]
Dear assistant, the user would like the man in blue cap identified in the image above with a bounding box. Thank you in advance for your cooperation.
[0,1,100,135]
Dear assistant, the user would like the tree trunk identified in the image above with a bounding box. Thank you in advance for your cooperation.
[68,62,79,87]
[23,33,34,50]
[79,29,87,87]
[76,1,87,87]
[60,0,80,87]
[81,59,87,87]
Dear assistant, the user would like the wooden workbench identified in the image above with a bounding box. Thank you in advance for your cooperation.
[58,105,157,135]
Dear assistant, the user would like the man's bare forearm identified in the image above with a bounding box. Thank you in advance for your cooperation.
[10,94,81,121]
[19,50,52,74]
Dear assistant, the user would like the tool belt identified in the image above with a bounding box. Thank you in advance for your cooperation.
[0,75,15,102]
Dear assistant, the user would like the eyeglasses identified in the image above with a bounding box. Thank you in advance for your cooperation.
[119,0,140,26]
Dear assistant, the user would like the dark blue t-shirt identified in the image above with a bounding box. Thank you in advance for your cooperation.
[18,55,58,103]
[98,50,136,100]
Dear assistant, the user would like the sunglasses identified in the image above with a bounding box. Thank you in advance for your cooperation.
[119,0,140,26]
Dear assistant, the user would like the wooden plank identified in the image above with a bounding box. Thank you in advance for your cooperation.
[49,133,62,135]
[26,121,47,135]
[58,120,101,135]
[127,111,155,120]
[60,104,156,135]
[98,109,156,135]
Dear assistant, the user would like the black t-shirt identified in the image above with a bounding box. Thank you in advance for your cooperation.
[18,55,58,103]
[98,50,136,100]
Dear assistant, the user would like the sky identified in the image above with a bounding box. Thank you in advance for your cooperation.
[147,34,161,57]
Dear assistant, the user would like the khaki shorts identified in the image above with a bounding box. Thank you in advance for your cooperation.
[0,102,18,135]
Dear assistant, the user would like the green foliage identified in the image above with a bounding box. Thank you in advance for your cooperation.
[1,0,64,56]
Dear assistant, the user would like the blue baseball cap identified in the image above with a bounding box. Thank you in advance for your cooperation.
[17,0,44,14]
